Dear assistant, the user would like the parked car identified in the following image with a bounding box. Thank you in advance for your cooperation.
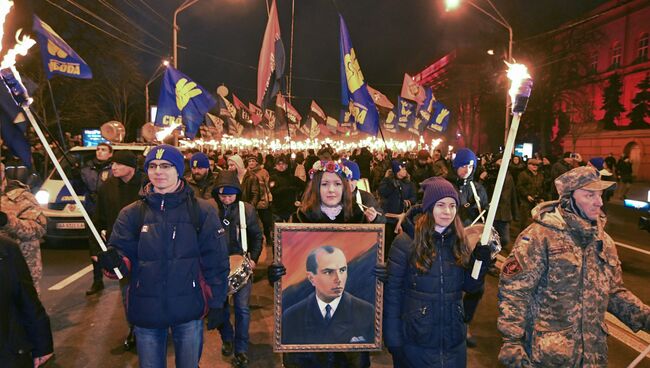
[35,145,150,244]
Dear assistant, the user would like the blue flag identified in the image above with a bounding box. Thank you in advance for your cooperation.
[0,86,31,167]
[339,14,379,136]
[428,101,451,133]
[412,88,435,135]
[155,66,216,138]
[397,96,416,132]
[32,15,92,80]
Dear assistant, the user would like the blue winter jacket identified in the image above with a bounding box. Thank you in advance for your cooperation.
[384,226,485,367]
[109,180,229,329]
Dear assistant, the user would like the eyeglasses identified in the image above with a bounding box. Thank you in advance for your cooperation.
[147,163,174,171]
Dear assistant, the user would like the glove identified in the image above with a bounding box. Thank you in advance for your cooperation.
[0,211,7,227]
[206,307,225,330]
[498,341,531,368]
[267,263,286,285]
[97,247,126,274]
[472,243,492,263]
[373,263,388,283]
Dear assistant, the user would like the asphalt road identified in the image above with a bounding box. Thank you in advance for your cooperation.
[37,201,649,367]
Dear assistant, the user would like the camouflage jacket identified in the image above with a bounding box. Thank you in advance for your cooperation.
[497,200,650,368]
[0,182,47,242]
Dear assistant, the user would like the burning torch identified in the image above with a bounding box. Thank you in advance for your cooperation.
[0,55,124,279]
[471,62,532,279]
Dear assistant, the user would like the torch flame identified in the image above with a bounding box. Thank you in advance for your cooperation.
[505,62,531,108]
[0,30,37,69]
[0,1,13,55]
[431,138,442,150]
[155,122,181,142]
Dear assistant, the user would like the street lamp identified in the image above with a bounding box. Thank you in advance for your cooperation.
[173,0,200,68]
[446,0,513,145]
[145,60,170,122]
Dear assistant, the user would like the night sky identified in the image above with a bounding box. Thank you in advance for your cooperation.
[39,0,610,115]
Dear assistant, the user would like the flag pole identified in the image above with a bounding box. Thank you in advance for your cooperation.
[46,80,67,150]
[288,0,295,101]
[377,116,388,149]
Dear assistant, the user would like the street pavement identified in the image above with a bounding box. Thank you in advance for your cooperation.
[37,199,649,367]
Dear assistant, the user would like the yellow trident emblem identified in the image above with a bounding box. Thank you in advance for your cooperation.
[47,40,68,58]
[155,148,165,159]
[344,48,364,93]
[175,78,202,111]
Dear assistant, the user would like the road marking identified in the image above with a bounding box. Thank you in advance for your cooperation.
[615,241,650,256]
[48,265,93,291]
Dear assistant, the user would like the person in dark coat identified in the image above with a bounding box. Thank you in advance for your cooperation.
[282,245,375,345]
[384,178,490,368]
[378,160,416,251]
[408,150,434,200]
[97,145,230,368]
[516,159,546,228]
[212,171,263,368]
[354,147,373,180]
[88,150,145,350]
[270,160,380,368]
[270,154,305,222]
[0,234,53,368]
[185,152,217,200]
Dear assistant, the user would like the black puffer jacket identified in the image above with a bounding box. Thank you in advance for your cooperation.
[0,236,52,367]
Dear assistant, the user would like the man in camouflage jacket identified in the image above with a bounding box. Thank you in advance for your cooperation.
[0,176,47,294]
[498,166,650,367]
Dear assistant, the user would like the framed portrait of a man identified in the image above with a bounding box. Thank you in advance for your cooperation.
[273,223,384,352]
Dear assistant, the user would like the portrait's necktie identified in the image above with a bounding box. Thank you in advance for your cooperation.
[324,304,332,321]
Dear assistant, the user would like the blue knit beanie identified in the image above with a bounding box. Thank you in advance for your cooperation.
[190,152,210,169]
[452,148,477,170]
[391,160,405,175]
[144,144,185,177]
[589,157,604,171]
[421,177,460,212]
[342,159,361,180]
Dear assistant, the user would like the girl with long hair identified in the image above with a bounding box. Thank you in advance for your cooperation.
[269,160,381,368]
[383,177,491,367]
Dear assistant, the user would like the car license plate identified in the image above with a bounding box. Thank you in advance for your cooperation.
[56,222,85,229]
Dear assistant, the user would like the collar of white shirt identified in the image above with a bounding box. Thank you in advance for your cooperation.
[316,294,342,318]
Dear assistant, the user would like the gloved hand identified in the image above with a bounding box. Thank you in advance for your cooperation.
[373,263,388,283]
[206,307,225,330]
[0,211,7,227]
[498,341,531,368]
[472,242,492,263]
[97,247,127,274]
[267,263,286,285]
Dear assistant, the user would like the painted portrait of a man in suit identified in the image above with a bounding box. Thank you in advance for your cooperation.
[281,245,374,344]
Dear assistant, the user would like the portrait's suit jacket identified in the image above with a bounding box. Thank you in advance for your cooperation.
[282,291,375,344]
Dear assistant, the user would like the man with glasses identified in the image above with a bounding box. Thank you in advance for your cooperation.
[97,144,229,368]
[517,158,546,228]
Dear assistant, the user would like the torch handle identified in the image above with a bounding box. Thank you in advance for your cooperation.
[23,108,123,279]
[471,112,522,280]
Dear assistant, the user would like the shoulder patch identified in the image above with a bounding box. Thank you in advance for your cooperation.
[502,258,523,277]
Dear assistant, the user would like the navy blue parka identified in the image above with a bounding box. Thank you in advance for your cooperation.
[109,180,230,329]
[384,223,486,367]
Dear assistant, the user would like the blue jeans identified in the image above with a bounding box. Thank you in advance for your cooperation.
[218,279,252,353]
[134,319,203,368]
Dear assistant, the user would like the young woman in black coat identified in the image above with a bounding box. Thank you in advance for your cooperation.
[269,160,381,368]
[383,177,491,368]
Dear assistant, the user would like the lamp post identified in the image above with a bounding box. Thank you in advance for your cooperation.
[446,0,513,145]
[145,60,170,122]
[173,0,199,68]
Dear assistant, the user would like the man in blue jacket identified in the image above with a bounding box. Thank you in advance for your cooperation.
[98,144,230,368]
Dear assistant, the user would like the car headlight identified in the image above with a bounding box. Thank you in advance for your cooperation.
[35,190,50,205]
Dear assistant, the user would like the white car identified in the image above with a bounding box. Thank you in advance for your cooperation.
[36,145,150,245]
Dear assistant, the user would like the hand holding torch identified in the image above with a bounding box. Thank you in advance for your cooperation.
[0,66,124,279]
[471,63,532,279]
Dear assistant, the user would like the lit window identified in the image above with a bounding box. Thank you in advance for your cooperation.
[638,33,649,60]
[611,41,622,68]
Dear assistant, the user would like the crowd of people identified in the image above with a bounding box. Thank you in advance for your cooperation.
[1,138,648,368]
